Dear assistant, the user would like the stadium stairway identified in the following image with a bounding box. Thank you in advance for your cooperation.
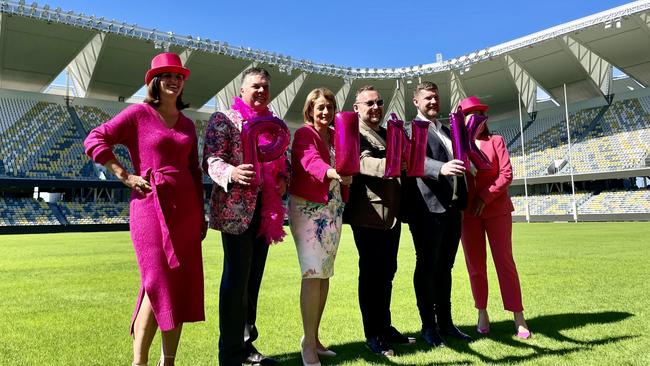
[572,103,612,144]
[48,202,69,225]
[66,106,89,136]
[506,118,535,150]
[576,192,594,209]
[67,106,105,179]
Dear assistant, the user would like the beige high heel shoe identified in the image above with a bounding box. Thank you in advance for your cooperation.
[156,355,175,366]
[300,336,321,366]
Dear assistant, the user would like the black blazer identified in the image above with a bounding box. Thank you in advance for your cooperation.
[401,119,467,220]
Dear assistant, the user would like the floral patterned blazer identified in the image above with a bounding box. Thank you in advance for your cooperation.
[202,109,273,234]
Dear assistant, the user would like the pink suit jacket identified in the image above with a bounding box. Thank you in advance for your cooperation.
[465,134,514,219]
[289,124,349,203]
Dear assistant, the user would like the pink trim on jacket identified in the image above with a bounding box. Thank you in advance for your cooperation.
[289,124,349,204]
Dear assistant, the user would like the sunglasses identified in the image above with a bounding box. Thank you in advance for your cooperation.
[356,99,384,107]
[468,110,486,116]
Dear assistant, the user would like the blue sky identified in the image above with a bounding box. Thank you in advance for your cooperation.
[44,0,633,68]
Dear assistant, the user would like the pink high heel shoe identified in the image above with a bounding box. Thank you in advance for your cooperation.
[516,326,531,340]
[476,312,490,335]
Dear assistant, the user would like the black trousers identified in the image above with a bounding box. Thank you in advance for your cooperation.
[408,208,462,328]
[218,204,269,366]
[351,223,401,339]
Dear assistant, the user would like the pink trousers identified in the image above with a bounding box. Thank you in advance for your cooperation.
[461,213,524,312]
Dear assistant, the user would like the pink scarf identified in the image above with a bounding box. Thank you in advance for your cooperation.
[232,97,287,245]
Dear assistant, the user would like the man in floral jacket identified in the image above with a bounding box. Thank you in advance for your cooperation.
[203,67,288,366]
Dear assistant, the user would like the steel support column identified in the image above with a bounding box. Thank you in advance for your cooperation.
[269,72,307,119]
[450,70,467,111]
[561,35,613,99]
[214,62,256,111]
[65,32,106,97]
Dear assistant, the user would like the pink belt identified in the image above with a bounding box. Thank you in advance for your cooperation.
[143,166,181,269]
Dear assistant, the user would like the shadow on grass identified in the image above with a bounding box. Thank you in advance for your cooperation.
[272,311,635,365]
[442,311,636,364]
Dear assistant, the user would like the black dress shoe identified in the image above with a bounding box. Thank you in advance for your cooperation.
[421,327,446,347]
[244,344,278,365]
[384,326,416,345]
[439,324,473,342]
[365,336,395,356]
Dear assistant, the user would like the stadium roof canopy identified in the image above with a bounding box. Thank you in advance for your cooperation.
[1,0,650,127]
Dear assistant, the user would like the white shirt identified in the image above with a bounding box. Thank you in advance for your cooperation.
[416,112,453,160]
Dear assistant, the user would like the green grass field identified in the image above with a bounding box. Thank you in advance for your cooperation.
[1,222,649,365]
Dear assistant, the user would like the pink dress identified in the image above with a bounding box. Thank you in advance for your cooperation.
[84,103,205,332]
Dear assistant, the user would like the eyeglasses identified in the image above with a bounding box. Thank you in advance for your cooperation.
[356,99,384,107]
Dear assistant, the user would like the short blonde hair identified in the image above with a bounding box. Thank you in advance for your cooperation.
[303,88,337,124]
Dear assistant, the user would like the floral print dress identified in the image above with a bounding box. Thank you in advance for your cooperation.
[289,147,345,279]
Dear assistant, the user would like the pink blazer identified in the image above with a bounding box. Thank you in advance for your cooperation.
[289,124,349,204]
[465,134,514,219]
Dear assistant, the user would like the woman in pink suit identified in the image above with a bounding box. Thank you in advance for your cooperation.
[459,96,530,340]
[289,88,352,366]
[84,53,205,366]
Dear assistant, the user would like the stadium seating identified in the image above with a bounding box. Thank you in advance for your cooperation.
[511,189,650,216]
[73,105,134,177]
[57,201,129,224]
[0,198,61,226]
[511,192,591,216]
[73,105,122,132]
[495,96,650,178]
[0,99,94,179]
[0,97,38,133]
[579,190,650,214]
[564,98,650,174]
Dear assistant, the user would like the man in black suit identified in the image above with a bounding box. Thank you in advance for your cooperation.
[402,81,471,347]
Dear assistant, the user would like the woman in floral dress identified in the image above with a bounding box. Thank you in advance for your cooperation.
[289,88,352,366]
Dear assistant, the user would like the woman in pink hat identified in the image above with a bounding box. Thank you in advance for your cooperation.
[458,96,531,340]
[84,52,205,365]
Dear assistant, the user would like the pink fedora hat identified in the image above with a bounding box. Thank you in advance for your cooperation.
[144,52,190,85]
[459,96,488,113]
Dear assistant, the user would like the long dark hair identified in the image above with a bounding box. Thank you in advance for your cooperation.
[143,75,189,110]
[478,123,491,138]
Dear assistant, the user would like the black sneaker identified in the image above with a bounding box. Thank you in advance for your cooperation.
[365,336,395,356]
[384,326,416,345]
